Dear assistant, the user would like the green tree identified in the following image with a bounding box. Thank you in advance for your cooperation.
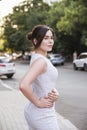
[2,0,50,53]
[46,1,65,53]
[46,0,87,57]
[2,0,87,57]
[57,0,87,54]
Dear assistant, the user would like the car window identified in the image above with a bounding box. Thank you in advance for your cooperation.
[79,54,87,59]
[0,57,12,63]
[54,54,61,57]
[54,55,59,57]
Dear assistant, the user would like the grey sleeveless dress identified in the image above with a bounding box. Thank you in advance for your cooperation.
[24,53,60,130]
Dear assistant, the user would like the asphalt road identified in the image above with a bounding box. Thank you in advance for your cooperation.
[55,64,87,130]
[1,61,87,130]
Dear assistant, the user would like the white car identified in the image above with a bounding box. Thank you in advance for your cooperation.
[0,56,16,78]
[73,52,87,71]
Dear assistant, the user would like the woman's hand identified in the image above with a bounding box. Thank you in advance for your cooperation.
[37,96,53,108]
[48,88,59,103]
[37,88,59,108]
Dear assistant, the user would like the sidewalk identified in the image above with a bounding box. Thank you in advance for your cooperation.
[0,80,79,130]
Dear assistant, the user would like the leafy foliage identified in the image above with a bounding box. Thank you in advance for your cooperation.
[2,0,50,53]
[1,0,87,58]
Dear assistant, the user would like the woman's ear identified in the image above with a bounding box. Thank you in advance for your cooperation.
[33,38,37,45]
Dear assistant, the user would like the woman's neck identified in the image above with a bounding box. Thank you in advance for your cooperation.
[35,49,47,57]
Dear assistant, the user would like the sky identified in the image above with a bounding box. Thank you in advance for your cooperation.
[0,0,24,21]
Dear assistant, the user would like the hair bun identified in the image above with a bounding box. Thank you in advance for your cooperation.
[27,32,32,40]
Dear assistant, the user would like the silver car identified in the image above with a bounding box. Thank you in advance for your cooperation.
[0,56,16,78]
[73,52,87,71]
[49,53,65,66]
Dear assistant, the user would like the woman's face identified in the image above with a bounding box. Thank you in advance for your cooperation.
[38,30,54,53]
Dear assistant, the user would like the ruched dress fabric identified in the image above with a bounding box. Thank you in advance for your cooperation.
[24,53,60,130]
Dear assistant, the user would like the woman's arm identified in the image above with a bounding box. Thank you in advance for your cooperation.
[19,58,53,108]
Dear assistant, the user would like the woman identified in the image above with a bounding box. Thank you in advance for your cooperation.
[19,25,60,130]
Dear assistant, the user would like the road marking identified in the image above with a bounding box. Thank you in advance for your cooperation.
[0,79,13,90]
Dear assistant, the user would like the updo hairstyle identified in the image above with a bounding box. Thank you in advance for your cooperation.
[27,25,54,49]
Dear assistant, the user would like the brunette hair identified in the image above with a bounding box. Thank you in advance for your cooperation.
[27,25,54,49]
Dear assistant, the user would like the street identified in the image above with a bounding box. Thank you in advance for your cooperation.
[55,65,87,130]
[0,61,87,130]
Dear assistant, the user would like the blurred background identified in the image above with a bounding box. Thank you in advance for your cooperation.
[0,1,87,130]
[0,0,87,62]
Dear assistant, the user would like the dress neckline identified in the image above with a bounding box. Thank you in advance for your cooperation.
[33,53,48,59]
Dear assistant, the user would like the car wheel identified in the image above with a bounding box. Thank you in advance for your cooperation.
[73,63,78,70]
[6,74,14,78]
[84,64,87,71]
[61,62,64,65]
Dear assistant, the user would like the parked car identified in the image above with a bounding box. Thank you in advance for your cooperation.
[23,53,31,61]
[48,53,65,66]
[73,52,87,71]
[0,56,16,78]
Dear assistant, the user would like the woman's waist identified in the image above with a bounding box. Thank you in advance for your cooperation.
[33,88,56,97]
[25,102,55,114]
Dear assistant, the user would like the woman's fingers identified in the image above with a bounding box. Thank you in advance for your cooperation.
[38,89,59,108]
[48,89,59,102]
[48,93,57,102]
[52,88,59,95]
[38,97,53,108]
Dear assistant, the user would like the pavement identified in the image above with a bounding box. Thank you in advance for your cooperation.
[0,79,79,130]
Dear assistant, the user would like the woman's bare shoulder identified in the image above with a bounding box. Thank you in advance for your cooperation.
[30,57,47,73]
